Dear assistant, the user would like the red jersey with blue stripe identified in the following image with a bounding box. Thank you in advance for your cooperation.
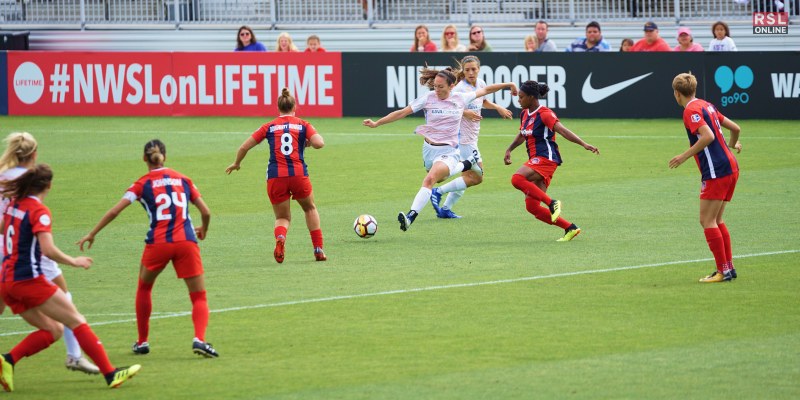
[682,98,739,181]
[519,105,563,165]
[1,196,51,283]
[251,115,318,180]
[124,168,201,245]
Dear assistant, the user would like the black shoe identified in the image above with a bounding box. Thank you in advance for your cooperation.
[131,342,150,355]
[192,340,219,358]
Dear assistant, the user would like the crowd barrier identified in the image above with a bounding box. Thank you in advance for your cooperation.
[3,51,798,119]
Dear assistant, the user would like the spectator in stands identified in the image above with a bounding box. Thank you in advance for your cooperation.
[305,35,326,52]
[619,38,634,52]
[276,32,300,52]
[534,20,557,52]
[631,21,672,52]
[235,26,267,52]
[524,35,538,52]
[566,21,612,52]
[411,25,437,52]
[709,21,738,51]
[361,0,373,19]
[674,27,703,52]
[440,25,467,52]
[468,25,492,52]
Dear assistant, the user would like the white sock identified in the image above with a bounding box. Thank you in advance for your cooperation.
[443,189,465,210]
[438,177,467,194]
[62,291,82,359]
[410,187,432,213]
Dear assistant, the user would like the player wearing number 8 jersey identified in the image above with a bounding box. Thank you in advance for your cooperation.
[226,88,326,263]
[77,140,219,358]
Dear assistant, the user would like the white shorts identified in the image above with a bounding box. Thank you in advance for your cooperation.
[459,143,482,164]
[40,256,63,282]
[422,142,462,176]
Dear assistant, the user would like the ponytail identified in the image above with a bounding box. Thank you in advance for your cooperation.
[144,139,166,166]
[1,163,52,199]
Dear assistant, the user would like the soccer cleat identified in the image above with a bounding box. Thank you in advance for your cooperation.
[192,340,219,358]
[699,270,732,283]
[437,208,462,219]
[548,199,562,223]
[314,247,327,262]
[397,212,411,231]
[430,188,443,215]
[65,356,100,375]
[105,364,141,388]
[274,238,285,264]
[556,225,581,242]
[0,355,13,392]
[730,268,737,279]
[131,342,150,355]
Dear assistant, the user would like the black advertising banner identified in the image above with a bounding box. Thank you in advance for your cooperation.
[342,52,799,119]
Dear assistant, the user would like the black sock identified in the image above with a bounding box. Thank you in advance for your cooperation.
[2,353,13,366]
[461,160,472,171]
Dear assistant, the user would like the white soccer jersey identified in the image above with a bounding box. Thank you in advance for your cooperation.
[453,79,486,145]
[409,90,477,147]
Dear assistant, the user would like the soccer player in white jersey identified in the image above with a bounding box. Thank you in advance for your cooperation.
[363,65,517,231]
[431,55,513,219]
[0,132,100,375]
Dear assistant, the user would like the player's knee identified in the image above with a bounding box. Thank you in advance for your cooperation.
[511,173,526,189]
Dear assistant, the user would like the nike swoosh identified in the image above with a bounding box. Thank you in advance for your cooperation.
[581,72,653,104]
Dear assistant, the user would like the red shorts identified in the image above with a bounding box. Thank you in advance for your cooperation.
[267,176,313,204]
[523,157,559,188]
[141,241,203,279]
[700,171,738,201]
[0,275,58,314]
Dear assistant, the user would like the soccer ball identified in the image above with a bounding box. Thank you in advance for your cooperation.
[353,214,378,239]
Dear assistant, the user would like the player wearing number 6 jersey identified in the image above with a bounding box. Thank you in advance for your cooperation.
[226,88,326,264]
[77,139,218,358]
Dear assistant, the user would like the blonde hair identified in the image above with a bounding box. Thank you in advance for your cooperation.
[278,88,296,114]
[144,139,166,166]
[672,72,698,98]
[440,25,461,51]
[524,34,538,51]
[275,32,299,52]
[0,132,38,174]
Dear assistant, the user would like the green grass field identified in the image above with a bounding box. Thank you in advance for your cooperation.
[0,116,798,399]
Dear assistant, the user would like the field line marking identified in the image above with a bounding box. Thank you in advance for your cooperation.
[1,249,797,337]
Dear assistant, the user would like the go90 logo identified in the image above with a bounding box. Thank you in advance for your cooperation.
[714,65,753,107]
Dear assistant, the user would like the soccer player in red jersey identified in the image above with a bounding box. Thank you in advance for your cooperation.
[669,72,742,283]
[226,88,326,263]
[504,80,599,241]
[77,140,218,357]
[0,164,140,392]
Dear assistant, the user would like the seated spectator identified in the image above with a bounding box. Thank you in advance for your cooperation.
[305,35,327,52]
[709,21,738,51]
[630,21,672,52]
[276,32,300,52]
[411,25,437,52]
[440,25,467,52]
[468,25,492,52]
[674,27,703,52]
[534,20,557,52]
[524,34,538,52]
[619,38,634,52]
[235,26,267,52]
[566,21,612,52]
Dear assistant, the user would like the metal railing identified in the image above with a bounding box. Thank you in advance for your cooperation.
[0,0,794,27]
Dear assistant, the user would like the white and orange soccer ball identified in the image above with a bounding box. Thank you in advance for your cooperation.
[353,214,378,239]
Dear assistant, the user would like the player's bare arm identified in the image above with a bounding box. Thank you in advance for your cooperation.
[669,125,714,169]
[363,106,413,128]
[554,122,599,154]
[722,117,742,153]
[504,134,526,165]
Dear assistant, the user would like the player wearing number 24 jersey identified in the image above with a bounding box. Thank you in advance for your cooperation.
[78,140,219,358]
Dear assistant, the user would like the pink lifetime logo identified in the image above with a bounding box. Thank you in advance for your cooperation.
[753,12,789,35]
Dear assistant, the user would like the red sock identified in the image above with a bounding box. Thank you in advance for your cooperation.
[136,280,154,344]
[310,229,323,249]
[72,323,114,375]
[718,223,733,268]
[704,227,727,273]
[512,174,551,204]
[275,226,287,241]
[525,197,571,228]
[189,290,209,342]
[9,329,55,364]
[554,217,572,230]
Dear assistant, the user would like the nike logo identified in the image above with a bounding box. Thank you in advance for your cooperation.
[581,72,653,104]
